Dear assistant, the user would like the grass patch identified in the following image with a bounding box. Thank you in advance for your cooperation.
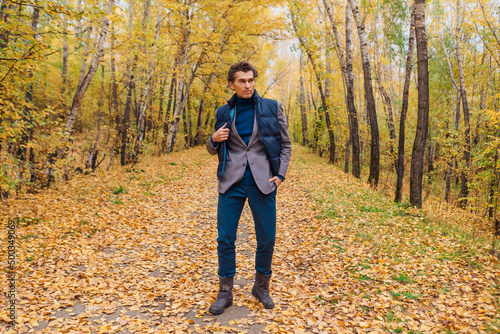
[23,233,37,241]
[18,217,43,227]
[392,272,414,284]
[111,186,128,194]
[402,290,420,300]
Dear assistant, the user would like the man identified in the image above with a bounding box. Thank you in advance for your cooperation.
[206,61,291,315]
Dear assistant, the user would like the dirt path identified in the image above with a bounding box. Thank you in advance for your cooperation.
[1,145,500,333]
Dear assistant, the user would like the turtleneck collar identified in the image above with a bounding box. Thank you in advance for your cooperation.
[236,91,255,106]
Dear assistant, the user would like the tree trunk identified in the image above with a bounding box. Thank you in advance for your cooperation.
[77,24,93,89]
[374,0,394,161]
[379,85,396,157]
[445,131,452,202]
[16,0,39,188]
[88,66,105,171]
[195,72,216,146]
[456,0,471,208]
[155,71,167,144]
[324,40,332,100]
[395,3,416,203]
[347,0,380,187]
[490,56,499,115]
[291,11,335,163]
[344,3,361,178]
[409,0,430,208]
[164,7,194,154]
[183,92,192,147]
[308,70,317,112]
[488,54,499,221]
[0,1,16,48]
[62,0,113,139]
[62,13,69,96]
[313,110,323,154]
[445,92,461,201]
[165,49,205,154]
[119,0,136,166]
[133,2,160,161]
[46,0,115,183]
[161,71,177,152]
[299,54,308,146]
[110,23,119,130]
[344,138,351,173]
[121,57,137,166]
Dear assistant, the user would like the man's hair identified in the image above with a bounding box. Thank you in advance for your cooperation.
[227,61,258,82]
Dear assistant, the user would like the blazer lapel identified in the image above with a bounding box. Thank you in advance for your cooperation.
[247,111,259,147]
[231,106,247,147]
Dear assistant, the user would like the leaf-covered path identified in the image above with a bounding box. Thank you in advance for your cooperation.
[1,145,500,333]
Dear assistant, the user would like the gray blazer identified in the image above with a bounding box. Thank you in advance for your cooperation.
[207,102,292,194]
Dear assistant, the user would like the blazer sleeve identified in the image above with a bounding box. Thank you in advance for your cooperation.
[277,102,292,178]
[206,111,218,155]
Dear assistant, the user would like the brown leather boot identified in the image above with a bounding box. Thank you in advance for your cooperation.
[252,272,274,309]
[208,276,233,315]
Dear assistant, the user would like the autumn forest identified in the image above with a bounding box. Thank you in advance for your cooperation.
[2,0,500,332]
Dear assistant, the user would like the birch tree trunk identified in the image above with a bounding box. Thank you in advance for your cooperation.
[299,54,308,146]
[395,3,416,203]
[16,0,39,188]
[46,0,114,183]
[345,3,361,178]
[409,0,430,208]
[110,23,119,129]
[121,57,136,166]
[194,72,215,146]
[165,48,205,153]
[291,11,336,163]
[63,0,114,139]
[379,85,396,157]
[161,70,177,152]
[88,66,105,171]
[77,24,93,89]
[133,2,160,161]
[155,71,167,144]
[62,11,69,96]
[164,6,194,154]
[347,0,380,186]
[120,0,136,166]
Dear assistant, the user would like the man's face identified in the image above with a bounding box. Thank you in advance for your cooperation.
[229,71,255,99]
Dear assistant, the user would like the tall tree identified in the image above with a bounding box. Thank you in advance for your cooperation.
[299,54,308,146]
[322,0,360,178]
[46,0,115,182]
[120,0,137,166]
[344,3,361,178]
[347,0,380,187]
[17,0,40,187]
[455,0,471,207]
[133,2,161,161]
[395,3,416,203]
[291,6,336,163]
[409,0,430,208]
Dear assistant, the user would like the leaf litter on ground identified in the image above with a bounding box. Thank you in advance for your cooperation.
[0,144,499,333]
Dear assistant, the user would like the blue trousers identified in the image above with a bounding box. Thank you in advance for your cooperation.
[217,183,277,278]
